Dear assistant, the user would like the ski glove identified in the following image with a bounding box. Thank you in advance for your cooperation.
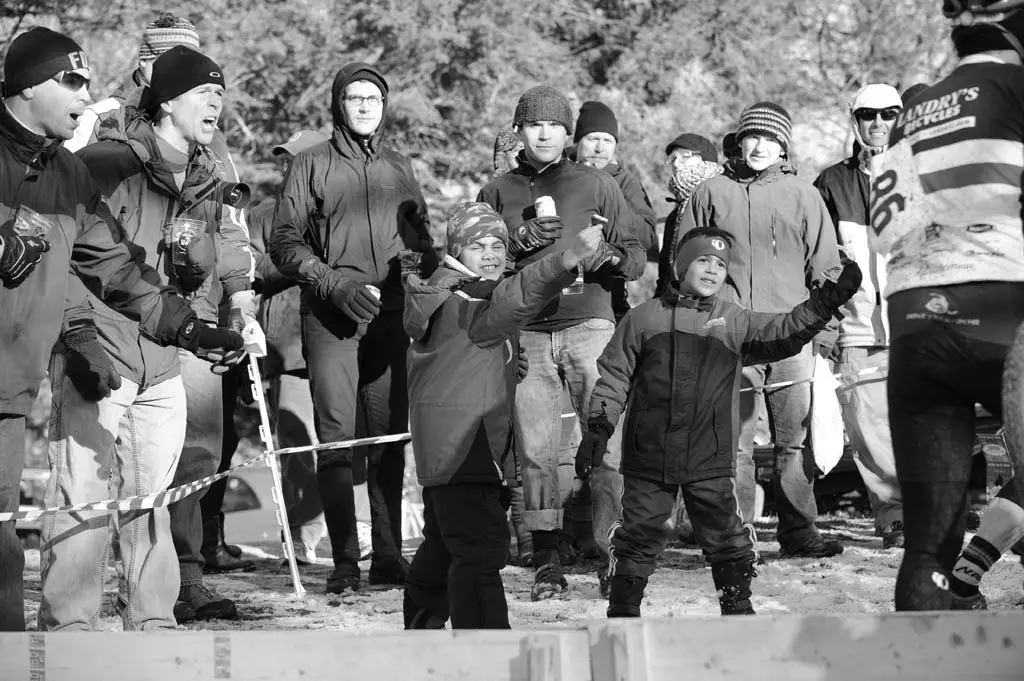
[575,418,614,479]
[507,217,562,258]
[328,278,381,323]
[0,220,50,287]
[62,326,122,402]
[819,262,863,311]
[516,344,529,384]
[176,314,246,368]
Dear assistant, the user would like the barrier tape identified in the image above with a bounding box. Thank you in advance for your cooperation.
[1,431,413,524]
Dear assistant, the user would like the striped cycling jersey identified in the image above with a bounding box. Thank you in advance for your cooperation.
[868,56,1024,297]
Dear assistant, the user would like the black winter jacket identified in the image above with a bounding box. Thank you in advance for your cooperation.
[588,281,838,485]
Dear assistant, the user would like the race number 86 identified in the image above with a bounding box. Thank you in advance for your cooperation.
[870,169,905,237]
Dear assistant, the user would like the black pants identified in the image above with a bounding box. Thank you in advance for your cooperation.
[888,282,1024,609]
[199,372,241,554]
[303,310,407,574]
[609,475,754,578]
[405,483,511,629]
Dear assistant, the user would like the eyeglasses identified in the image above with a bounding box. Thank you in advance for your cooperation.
[344,95,384,107]
[854,108,899,123]
[51,70,90,92]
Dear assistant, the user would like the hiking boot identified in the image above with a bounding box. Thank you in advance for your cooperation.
[530,562,568,601]
[369,557,411,586]
[711,560,757,615]
[326,566,361,594]
[882,521,905,550]
[779,533,844,559]
[175,583,238,622]
[606,575,647,618]
[203,545,254,573]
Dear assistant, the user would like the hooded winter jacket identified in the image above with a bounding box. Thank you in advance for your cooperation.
[0,103,192,415]
[588,281,838,485]
[405,253,575,487]
[814,155,889,348]
[477,154,645,332]
[269,63,435,333]
[679,160,841,313]
[249,199,303,377]
[64,116,247,386]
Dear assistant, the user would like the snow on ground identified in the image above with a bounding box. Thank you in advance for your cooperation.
[20,517,1023,631]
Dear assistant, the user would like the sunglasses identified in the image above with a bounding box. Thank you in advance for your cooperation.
[51,70,90,92]
[854,108,899,123]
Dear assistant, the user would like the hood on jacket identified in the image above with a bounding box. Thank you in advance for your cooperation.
[330,62,389,145]
[723,157,798,184]
[403,264,474,341]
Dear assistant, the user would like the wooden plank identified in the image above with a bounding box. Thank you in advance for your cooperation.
[0,629,593,681]
[587,621,648,681]
[589,612,1024,681]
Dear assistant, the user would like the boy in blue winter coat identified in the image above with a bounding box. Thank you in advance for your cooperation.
[402,202,603,629]
[577,228,862,617]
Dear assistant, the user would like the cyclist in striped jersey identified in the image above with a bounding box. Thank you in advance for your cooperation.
[869,0,1024,611]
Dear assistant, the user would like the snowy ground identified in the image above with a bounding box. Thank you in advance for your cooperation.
[20,517,1023,631]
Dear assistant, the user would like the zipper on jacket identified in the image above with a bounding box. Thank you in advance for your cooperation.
[362,144,380,281]
[771,218,777,257]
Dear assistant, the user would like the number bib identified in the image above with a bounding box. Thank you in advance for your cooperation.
[868,140,931,256]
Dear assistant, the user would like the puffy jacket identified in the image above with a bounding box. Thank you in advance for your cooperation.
[588,281,837,485]
[814,156,889,348]
[680,160,841,313]
[249,199,303,377]
[477,154,645,332]
[65,116,249,387]
[405,253,575,487]
[269,63,435,337]
[0,103,191,415]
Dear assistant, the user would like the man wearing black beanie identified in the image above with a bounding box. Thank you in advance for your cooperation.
[39,44,253,630]
[271,61,436,595]
[0,27,243,632]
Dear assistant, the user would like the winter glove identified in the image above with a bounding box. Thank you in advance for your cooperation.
[0,219,51,287]
[62,326,122,401]
[507,217,562,258]
[579,240,623,273]
[327,278,381,323]
[819,261,863,311]
[175,314,246,370]
[516,344,529,384]
[575,418,614,479]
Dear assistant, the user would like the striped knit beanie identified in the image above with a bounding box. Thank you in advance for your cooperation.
[138,12,200,62]
[735,101,793,153]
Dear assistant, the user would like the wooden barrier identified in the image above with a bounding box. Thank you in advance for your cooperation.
[2,612,1023,681]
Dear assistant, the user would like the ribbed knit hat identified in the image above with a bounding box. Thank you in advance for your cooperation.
[665,133,717,162]
[447,202,509,260]
[142,46,224,114]
[735,101,793,152]
[138,12,200,62]
[574,101,618,142]
[2,27,88,96]
[514,85,573,133]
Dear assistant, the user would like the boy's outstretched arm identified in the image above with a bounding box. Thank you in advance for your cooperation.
[743,261,862,363]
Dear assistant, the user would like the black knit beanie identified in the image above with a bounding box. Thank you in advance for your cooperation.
[3,27,88,96]
[664,133,718,163]
[574,101,618,142]
[142,46,224,114]
[514,85,573,134]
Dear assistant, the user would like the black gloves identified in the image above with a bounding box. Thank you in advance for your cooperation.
[575,418,614,479]
[177,313,244,356]
[516,344,529,384]
[328,279,381,323]
[819,262,863,311]
[508,217,562,258]
[62,326,122,401]
[0,220,50,287]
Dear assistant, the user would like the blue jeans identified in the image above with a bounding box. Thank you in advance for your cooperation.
[39,354,184,630]
[0,414,26,631]
[169,349,224,587]
[515,319,622,549]
[736,344,819,546]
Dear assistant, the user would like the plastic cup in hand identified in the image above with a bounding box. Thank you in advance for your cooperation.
[13,206,51,238]
[365,285,381,301]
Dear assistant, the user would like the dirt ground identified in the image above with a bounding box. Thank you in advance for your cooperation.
[19,516,1023,632]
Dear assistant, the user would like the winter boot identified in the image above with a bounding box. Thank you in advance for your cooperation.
[403,592,447,630]
[369,555,412,586]
[326,563,361,594]
[201,517,253,572]
[711,560,757,615]
[606,574,647,618]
